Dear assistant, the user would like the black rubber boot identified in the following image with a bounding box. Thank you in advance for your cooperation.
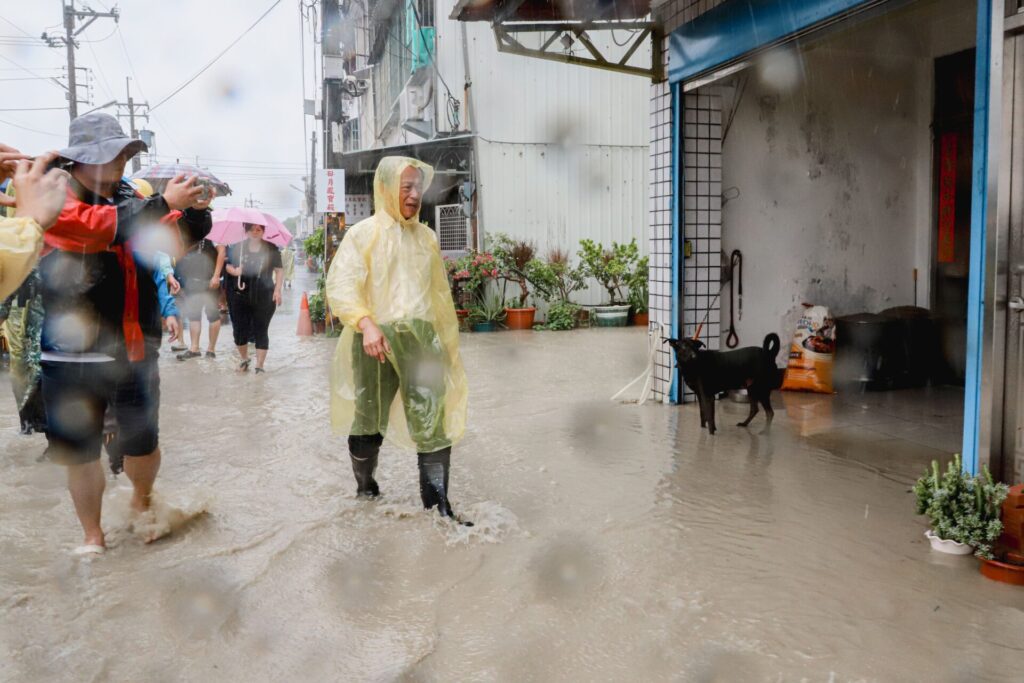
[418,448,472,526]
[348,434,382,498]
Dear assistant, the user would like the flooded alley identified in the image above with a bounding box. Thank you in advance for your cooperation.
[2,276,1022,683]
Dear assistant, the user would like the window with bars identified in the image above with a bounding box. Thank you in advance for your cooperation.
[435,204,470,253]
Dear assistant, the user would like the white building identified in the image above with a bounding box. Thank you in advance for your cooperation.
[319,0,650,304]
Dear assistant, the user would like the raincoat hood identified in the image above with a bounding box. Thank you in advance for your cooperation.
[373,156,435,228]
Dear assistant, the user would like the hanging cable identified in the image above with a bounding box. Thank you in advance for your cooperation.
[149,0,284,112]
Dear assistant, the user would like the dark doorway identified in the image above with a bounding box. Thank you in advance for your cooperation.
[932,49,975,385]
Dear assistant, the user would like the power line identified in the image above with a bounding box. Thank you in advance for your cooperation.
[0,16,34,37]
[0,116,65,138]
[0,53,68,91]
[0,106,68,112]
[149,0,284,112]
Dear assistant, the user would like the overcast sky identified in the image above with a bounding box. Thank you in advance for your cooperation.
[0,0,313,219]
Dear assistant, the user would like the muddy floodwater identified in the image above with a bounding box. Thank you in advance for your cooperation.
[2,276,1023,682]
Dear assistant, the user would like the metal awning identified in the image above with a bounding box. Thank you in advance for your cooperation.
[450,0,649,23]
[335,134,476,198]
[449,0,661,81]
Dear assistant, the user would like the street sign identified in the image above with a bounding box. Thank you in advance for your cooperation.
[315,169,345,214]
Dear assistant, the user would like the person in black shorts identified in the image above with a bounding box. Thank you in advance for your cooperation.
[40,113,205,554]
[224,223,283,374]
[175,220,223,360]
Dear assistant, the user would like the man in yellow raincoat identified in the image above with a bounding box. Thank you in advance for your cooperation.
[327,156,469,522]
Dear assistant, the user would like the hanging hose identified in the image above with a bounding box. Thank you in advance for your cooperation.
[611,322,672,405]
[726,249,742,348]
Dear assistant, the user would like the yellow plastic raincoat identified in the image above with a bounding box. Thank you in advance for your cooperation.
[0,216,43,301]
[326,156,467,452]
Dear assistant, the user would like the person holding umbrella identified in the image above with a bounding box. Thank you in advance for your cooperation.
[217,211,284,373]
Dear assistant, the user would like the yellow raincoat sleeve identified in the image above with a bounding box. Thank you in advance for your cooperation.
[0,216,44,301]
[325,223,374,329]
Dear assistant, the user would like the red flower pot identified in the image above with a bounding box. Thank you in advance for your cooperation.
[504,307,536,330]
[632,311,649,327]
[979,556,1024,585]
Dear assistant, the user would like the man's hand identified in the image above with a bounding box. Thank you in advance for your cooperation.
[166,274,181,295]
[0,143,31,184]
[273,289,282,306]
[165,316,181,343]
[359,317,391,363]
[209,276,220,290]
[10,152,69,229]
[192,187,215,211]
[163,174,204,211]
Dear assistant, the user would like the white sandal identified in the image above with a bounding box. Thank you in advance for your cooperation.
[73,544,106,556]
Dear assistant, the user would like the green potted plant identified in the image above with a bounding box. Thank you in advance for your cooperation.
[527,248,586,330]
[445,255,471,326]
[913,453,1009,558]
[467,295,507,332]
[304,225,325,272]
[578,238,640,327]
[490,233,538,330]
[308,290,327,334]
[628,255,649,326]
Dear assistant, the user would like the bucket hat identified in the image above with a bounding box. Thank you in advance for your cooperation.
[58,112,147,165]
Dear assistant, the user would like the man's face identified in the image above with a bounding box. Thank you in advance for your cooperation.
[72,151,129,197]
[398,166,423,220]
[246,224,266,241]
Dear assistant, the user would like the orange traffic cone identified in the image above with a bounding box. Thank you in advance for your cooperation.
[296,291,313,336]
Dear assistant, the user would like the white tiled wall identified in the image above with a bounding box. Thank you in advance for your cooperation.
[649,0,726,403]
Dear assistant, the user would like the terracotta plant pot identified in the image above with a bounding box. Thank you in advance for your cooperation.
[504,307,536,330]
[312,320,326,334]
[576,308,591,328]
[999,484,1024,552]
[979,555,1024,585]
[632,311,649,327]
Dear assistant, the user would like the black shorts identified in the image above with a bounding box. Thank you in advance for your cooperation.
[180,281,220,323]
[41,359,160,465]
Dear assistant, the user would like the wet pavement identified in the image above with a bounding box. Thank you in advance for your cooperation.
[2,268,1023,682]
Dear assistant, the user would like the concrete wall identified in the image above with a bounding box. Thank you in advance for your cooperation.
[715,0,975,350]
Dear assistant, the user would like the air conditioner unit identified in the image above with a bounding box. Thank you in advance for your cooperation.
[400,84,430,123]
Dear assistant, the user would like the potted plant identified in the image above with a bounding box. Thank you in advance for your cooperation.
[304,226,325,272]
[490,233,538,330]
[467,295,507,332]
[628,255,649,327]
[527,248,586,331]
[913,454,1009,558]
[308,291,327,334]
[445,255,472,325]
[578,238,640,327]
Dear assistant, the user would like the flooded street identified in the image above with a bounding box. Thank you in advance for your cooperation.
[1,270,1022,683]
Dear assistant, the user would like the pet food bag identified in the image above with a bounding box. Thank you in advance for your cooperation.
[781,305,836,393]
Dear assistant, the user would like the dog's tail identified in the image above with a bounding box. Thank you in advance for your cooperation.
[763,333,781,360]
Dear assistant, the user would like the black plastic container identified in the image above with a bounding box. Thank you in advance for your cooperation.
[835,313,900,391]
[880,306,941,388]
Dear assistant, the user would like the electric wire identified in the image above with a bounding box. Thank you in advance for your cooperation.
[0,116,65,138]
[149,0,284,113]
[0,53,68,91]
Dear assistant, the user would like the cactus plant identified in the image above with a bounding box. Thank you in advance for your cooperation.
[913,454,1010,559]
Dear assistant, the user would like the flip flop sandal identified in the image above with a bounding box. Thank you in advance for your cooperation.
[205,351,217,359]
[238,359,251,372]
[254,367,265,374]
[176,350,202,361]
[73,544,105,556]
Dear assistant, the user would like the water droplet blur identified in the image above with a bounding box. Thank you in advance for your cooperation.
[531,535,603,603]
[757,47,803,92]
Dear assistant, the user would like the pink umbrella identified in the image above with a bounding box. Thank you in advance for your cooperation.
[209,207,293,247]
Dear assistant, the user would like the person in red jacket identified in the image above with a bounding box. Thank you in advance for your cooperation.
[40,113,205,554]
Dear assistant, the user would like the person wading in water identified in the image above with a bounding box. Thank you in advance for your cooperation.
[326,156,471,524]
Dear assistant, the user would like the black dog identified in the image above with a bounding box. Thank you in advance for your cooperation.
[664,334,782,434]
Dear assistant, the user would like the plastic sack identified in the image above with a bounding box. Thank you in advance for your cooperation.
[781,304,836,393]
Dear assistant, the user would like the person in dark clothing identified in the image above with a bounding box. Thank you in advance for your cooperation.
[40,113,205,554]
[174,203,223,360]
[224,223,283,374]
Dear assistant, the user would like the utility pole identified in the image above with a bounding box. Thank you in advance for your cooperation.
[121,77,149,173]
[43,1,120,120]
